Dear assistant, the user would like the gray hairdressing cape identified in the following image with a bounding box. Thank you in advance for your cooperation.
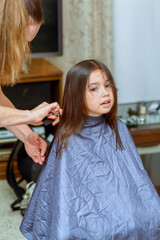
[20,116,160,240]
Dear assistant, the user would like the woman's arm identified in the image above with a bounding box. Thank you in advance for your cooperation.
[0,85,61,127]
[7,124,46,165]
[0,86,60,164]
[0,85,33,139]
[2,100,47,164]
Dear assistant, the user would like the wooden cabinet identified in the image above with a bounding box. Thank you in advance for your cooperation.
[19,58,63,104]
[0,58,63,179]
[129,124,160,147]
[129,123,160,196]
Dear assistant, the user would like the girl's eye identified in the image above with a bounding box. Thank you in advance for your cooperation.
[105,83,111,88]
[91,87,98,92]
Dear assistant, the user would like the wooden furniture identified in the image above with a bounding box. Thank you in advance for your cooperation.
[129,124,160,147]
[129,122,160,196]
[20,58,63,104]
[0,58,63,179]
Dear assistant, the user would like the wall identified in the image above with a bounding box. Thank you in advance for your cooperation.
[113,0,160,104]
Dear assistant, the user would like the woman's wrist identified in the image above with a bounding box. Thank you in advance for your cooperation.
[22,126,33,143]
[25,110,32,125]
[6,123,33,144]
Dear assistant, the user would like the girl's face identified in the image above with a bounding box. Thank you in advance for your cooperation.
[85,69,114,117]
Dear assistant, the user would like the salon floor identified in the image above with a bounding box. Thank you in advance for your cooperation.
[0,180,25,240]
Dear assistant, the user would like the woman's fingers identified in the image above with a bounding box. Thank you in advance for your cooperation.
[29,101,62,126]
[24,132,47,165]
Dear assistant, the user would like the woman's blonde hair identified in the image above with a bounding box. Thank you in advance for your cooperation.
[0,0,43,86]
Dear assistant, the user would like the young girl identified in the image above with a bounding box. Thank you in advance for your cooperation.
[20,59,160,239]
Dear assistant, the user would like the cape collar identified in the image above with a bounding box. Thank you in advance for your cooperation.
[83,115,106,128]
[79,115,117,150]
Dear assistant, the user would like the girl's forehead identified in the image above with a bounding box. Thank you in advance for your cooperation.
[88,69,108,82]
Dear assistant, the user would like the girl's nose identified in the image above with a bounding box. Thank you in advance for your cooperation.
[101,87,109,96]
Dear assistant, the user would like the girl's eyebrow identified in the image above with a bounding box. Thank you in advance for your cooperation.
[88,82,99,87]
[88,79,109,87]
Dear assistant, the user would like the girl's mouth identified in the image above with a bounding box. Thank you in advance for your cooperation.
[101,99,110,105]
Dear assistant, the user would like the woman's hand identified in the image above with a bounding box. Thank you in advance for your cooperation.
[29,102,62,126]
[24,132,47,165]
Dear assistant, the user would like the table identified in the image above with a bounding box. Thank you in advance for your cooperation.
[128,115,160,154]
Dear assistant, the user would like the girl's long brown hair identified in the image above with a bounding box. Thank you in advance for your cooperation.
[0,0,43,86]
[53,59,124,158]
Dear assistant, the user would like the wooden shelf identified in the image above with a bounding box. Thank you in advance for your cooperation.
[129,124,160,147]
[20,58,63,105]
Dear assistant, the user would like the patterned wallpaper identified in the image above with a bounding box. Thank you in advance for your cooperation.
[49,0,113,89]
